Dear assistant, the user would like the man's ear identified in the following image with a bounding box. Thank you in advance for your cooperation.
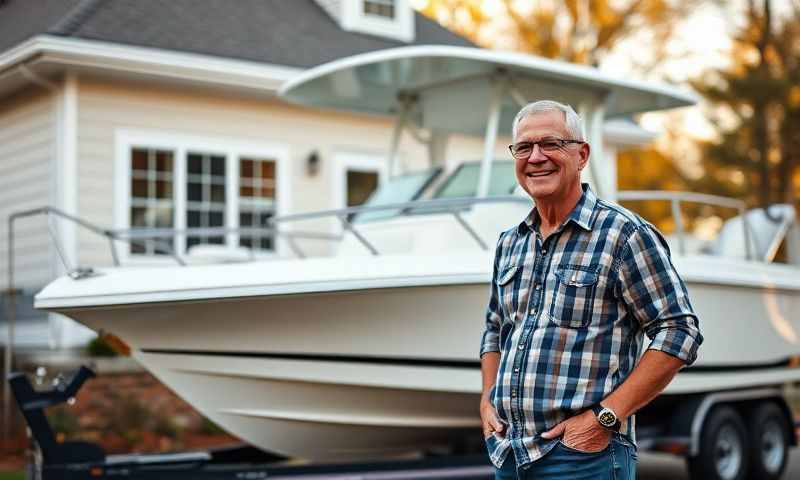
[577,142,591,171]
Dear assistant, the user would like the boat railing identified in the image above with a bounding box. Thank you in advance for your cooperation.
[7,196,532,279]
[616,190,753,260]
[7,190,759,282]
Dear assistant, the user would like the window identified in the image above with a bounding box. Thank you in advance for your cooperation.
[129,148,174,254]
[186,152,227,249]
[340,0,413,43]
[434,161,517,199]
[117,131,290,261]
[239,158,277,251]
[355,168,441,222]
[363,0,395,19]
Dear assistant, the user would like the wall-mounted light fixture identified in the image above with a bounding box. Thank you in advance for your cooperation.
[306,150,320,177]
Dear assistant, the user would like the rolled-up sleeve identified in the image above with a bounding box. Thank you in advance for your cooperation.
[480,234,505,358]
[615,224,703,365]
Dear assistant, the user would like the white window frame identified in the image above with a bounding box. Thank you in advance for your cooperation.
[340,0,414,43]
[332,151,387,213]
[115,129,291,265]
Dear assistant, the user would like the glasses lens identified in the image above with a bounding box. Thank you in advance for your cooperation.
[539,140,562,152]
[512,143,532,159]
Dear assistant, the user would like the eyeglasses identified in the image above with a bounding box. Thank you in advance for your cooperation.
[508,139,585,159]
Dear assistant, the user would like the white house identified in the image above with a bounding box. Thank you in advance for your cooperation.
[0,0,657,352]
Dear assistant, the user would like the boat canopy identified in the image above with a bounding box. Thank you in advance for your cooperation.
[279,46,697,200]
[279,46,697,137]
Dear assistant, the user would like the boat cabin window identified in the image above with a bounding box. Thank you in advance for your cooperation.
[353,168,441,223]
[433,161,517,199]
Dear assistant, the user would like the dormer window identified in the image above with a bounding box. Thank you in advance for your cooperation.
[337,0,414,43]
[363,0,395,19]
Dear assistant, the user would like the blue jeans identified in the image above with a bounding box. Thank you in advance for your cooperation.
[494,435,637,480]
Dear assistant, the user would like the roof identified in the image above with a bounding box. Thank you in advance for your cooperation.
[0,0,473,68]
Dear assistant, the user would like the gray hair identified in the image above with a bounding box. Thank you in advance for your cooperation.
[511,100,585,142]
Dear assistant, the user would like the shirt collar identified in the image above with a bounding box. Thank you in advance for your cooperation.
[518,183,598,234]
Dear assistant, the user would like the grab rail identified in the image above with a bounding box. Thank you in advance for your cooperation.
[616,191,752,260]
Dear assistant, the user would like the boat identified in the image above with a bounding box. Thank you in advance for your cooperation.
[33,46,800,462]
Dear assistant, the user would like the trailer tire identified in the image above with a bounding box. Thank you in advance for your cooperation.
[747,402,789,480]
[687,405,749,480]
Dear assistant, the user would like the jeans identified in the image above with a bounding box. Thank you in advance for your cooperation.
[494,435,637,480]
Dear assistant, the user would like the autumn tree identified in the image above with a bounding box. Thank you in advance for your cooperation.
[418,0,700,70]
[417,0,705,230]
[692,0,800,210]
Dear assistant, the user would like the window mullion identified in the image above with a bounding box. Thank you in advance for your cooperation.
[175,147,187,255]
[228,153,239,249]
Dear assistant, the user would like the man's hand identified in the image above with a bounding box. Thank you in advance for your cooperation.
[540,409,610,452]
[480,397,507,439]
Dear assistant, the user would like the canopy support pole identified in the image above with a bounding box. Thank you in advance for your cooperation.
[386,95,414,182]
[478,77,506,198]
[578,100,611,201]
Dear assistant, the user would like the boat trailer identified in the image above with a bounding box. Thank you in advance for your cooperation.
[8,366,493,479]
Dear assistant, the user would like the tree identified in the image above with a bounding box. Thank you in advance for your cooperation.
[416,0,701,230]
[692,0,800,210]
[418,0,699,70]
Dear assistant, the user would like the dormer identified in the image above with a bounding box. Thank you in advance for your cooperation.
[316,0,415,43]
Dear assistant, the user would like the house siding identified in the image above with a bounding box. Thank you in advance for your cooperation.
[75,76,467,266]
[0,87,55,291]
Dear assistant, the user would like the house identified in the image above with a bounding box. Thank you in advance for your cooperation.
[0,0,655,352]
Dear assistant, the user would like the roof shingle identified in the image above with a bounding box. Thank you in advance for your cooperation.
[0,0,473,67]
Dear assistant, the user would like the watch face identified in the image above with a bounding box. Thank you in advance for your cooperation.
[598,410,616,427]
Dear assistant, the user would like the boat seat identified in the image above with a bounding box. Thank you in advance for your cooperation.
[710,204,796,261]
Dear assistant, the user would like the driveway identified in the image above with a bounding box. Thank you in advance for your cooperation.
[638,448,800,479]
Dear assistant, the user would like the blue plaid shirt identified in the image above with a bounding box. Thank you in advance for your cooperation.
[480,184,703,468]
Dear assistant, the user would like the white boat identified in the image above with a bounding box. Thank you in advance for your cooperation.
[34,46,800,462]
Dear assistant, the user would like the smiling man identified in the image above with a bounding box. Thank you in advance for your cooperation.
[479,100,703,479]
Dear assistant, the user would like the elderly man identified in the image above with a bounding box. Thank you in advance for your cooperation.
[479,100,703,479]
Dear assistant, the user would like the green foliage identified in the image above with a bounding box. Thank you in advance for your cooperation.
[86,336,119,357]
[0,472,26,480]
[47,405,80,438]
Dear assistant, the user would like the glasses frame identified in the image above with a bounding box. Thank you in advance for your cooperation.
[508,138,585,160]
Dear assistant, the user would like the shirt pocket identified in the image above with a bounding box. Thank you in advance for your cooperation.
[548,264,600,328]
[496,264,521,322]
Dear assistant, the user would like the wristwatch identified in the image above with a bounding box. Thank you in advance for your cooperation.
[591,404,621,431]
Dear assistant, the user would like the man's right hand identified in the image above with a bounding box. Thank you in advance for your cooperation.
[480,397,507,439]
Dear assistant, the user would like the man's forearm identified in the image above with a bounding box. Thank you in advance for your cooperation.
[480,352,500,403]
[601,349,685,420]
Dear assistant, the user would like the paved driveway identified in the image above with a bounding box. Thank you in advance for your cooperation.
[638,448,800,479]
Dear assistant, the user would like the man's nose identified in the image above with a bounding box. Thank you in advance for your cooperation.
[527,144,548,163]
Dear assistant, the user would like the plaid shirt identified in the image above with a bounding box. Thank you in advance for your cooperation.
[480,184,703,469]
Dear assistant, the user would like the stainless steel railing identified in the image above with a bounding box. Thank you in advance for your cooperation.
[616,190,752,260]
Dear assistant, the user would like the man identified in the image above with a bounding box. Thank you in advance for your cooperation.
[479,100,703,479]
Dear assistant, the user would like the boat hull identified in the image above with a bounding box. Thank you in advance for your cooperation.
[39,256,800,460]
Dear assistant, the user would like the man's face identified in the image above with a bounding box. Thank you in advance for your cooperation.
[513,111,589,203]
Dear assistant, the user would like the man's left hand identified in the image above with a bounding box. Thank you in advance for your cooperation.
[540,409,611,453]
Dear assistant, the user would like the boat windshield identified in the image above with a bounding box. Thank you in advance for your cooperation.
[353,168,442,223]
[433,161,516,199]
[354,161,517,223]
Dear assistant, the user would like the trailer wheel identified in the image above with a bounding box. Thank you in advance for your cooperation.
[687,405,749,480]
[747,402,789,480]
